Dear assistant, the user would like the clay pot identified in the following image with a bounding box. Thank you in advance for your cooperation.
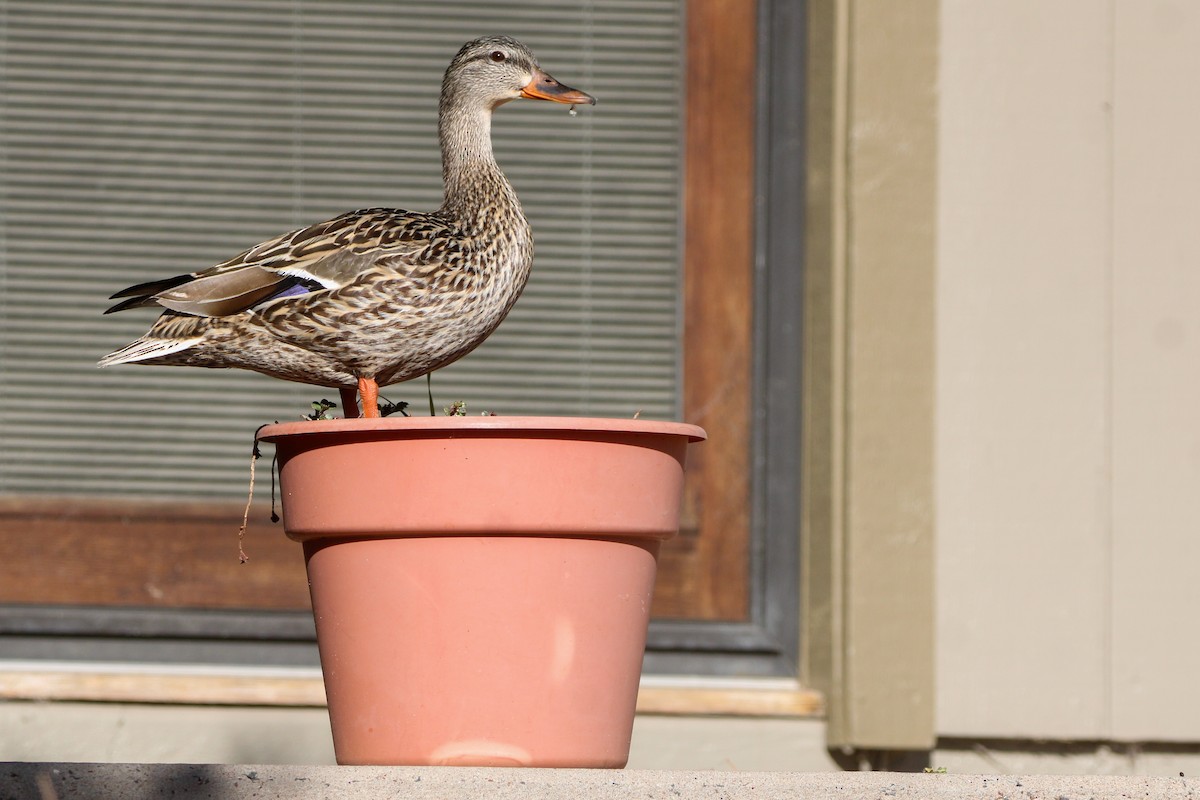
[257,416,705,768]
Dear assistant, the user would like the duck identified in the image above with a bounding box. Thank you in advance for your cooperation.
[99,35,595,418]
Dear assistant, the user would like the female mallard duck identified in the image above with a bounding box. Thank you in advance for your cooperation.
[99,35,594,418]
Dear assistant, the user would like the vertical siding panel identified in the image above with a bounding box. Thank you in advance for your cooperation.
[1111,0,1200,742]
[936,2,1114,739]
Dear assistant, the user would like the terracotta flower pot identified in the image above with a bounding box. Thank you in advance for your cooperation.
[257,416,705,768]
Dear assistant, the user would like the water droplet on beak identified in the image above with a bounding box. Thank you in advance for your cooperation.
[568,104,578,117]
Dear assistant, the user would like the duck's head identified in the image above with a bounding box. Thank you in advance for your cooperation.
[442,35,596,112]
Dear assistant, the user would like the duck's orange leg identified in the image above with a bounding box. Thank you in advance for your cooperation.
[358,376,381,418]
[339,386,360,419]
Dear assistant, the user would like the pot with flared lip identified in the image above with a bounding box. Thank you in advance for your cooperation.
[257,415,705,767]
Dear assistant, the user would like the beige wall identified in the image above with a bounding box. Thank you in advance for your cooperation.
[937,0,1200,741]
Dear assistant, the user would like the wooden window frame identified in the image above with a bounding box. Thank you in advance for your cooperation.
[0,0,805,680]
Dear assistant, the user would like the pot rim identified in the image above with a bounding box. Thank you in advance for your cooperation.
[256,415,706,444]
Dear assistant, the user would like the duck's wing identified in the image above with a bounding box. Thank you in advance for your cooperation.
[105,209,435,317]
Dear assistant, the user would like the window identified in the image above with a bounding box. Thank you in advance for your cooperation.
[0,0,803,682]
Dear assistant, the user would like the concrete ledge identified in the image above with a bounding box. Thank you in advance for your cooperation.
[2,763,1195,799]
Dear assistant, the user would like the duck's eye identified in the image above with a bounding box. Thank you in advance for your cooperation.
[489,50,507,63]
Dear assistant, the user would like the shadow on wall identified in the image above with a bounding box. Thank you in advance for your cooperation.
[829,747,931,772]
[834,738,1200,774]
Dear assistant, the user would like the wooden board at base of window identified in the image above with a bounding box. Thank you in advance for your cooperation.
[0,498,309,610]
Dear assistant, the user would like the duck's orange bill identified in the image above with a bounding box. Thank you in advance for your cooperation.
[520,68,596,105]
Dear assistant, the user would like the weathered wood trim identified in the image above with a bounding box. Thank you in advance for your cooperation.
[662,0,759,621]
[0,666,823,717]
[0,498,309,610]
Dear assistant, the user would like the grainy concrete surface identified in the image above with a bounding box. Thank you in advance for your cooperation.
[1,764,1196,800]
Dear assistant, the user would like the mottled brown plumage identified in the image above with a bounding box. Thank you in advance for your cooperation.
[99,36,594,417]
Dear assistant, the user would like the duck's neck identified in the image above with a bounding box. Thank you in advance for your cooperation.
[437,103,522,227]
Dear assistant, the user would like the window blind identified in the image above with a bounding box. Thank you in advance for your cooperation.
[0,0,683,498]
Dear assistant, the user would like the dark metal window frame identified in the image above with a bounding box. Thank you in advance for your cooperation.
[646,0,805,677]
[0,0,806,679]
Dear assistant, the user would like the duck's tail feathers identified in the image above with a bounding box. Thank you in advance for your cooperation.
[98,336,202,367]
